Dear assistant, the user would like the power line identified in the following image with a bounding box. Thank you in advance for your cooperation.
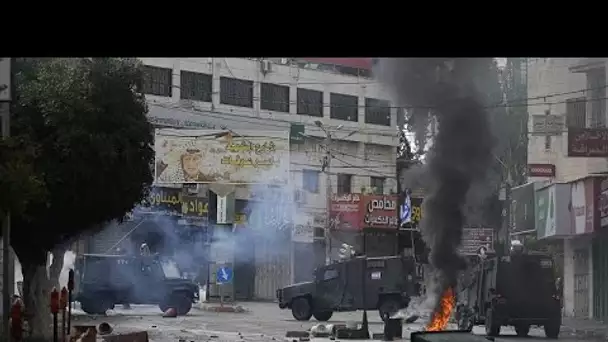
[156,81,608,111]
[148,103,399,138]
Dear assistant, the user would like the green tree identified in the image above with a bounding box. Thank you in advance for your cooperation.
[1,58,154,337]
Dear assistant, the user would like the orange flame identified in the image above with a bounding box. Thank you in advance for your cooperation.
[426,287,456,331]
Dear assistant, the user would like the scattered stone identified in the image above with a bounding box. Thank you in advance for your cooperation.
[310,324,330,338]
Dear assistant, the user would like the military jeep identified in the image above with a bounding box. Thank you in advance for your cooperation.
[277,255,418,321]
[75,254,199,315]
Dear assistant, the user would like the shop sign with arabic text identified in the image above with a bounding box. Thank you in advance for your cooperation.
[330,193,361,231]
[567,128,608,157]
[154,129,290,184]
[361,195,398,229]
[146,187,208,218]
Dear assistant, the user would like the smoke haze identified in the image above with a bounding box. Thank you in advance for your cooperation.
[376,58,495,308]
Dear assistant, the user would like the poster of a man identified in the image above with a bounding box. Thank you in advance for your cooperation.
[181,148,206,182]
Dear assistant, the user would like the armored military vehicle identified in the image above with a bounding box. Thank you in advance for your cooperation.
[277,255,419,322]
[75,254,199,315]
[455,250,561,338]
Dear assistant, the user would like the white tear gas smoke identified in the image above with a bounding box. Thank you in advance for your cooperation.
[376,58,496,310]
[84,130,300,298]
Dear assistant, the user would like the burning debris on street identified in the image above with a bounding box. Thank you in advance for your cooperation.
[426,287,455,331]
[376,58,495,330]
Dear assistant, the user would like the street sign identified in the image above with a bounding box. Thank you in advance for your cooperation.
[531,115,565,136]
[216,266,233,284]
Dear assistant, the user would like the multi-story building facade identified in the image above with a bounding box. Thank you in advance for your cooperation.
[526,58,608,320]
[85,58,399,301]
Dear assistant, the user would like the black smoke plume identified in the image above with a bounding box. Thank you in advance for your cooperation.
[376,58,495,308]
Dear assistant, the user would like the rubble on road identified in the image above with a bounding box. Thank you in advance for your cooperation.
[198,304,247,313]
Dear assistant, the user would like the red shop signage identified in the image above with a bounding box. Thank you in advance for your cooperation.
[360,195,399,229]
[330,193,361,231]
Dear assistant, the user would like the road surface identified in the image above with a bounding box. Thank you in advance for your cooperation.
[71,302,598,342]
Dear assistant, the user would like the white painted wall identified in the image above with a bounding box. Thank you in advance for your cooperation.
[527,58,608,183]
[141,58,399,216]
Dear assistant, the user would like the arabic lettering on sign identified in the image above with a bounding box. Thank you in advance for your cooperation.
[220,155,280,168]
[331,193,361,203]
[363,215,399,228]
[226,141,277,154]
[149,188,182,209]
[366,197,397,213]
[568,128,608,157]
[181,197,209,217]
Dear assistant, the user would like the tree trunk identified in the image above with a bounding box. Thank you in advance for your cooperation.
[22,260,52,339]
[49,245,67,290]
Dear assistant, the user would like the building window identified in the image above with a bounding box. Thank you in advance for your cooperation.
[370,177,385,195]
[330,93,358,122]
[180,71,212,102]
[365,98,391,126]
[220,77,253,108]
[297,88,323,117]
[261,83,290,113]
[588,67,606,128]
[143,65,172,97]
[566,97,586,128]
[337,174,352,195]
[302,170,320,193]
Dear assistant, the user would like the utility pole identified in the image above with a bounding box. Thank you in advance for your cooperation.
[0,57,12,338]
[322,127,332,265]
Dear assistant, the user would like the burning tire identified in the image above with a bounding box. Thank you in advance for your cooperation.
[484,308,501,337]
[313,311,333,321]
[291,297,312,321]
[515,324,530,337]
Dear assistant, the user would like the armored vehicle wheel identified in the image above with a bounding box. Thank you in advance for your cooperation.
[485,308,501,337]
[515,324,530,337]
[80,298,111,315]
[313,311,333,321]
[544,317,561,339]
[291,297,312,321]
[160,292,193,315]
[379,297,401,322]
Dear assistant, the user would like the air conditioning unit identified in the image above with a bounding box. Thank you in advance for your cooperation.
[260,60,272,74]
[294,189,307,204]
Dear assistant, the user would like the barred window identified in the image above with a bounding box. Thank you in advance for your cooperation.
[365,98,391,126]
[180,71,212,102]
[566,97,586,128]
[261,83,290,113]
[143,65,172,97]
[330,93,358,122]
[297,88,323,117]
[220,77,253,108]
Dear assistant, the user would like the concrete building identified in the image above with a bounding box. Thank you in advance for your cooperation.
[526,58,608,320]
[86,58,399,301]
